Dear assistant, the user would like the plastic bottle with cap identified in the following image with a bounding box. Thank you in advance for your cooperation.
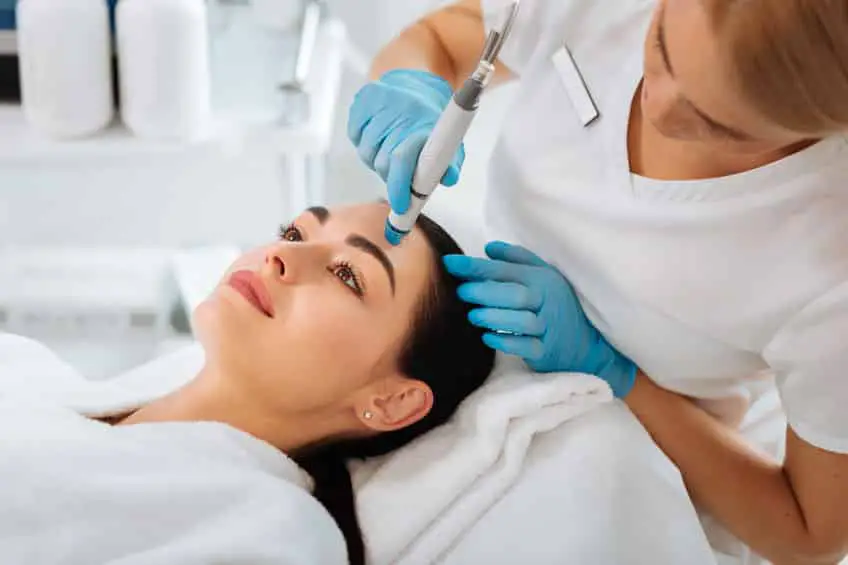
[116,0,211,141]
[16,0,114,138]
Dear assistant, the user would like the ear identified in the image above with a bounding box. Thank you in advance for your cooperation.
[355,376,433,432]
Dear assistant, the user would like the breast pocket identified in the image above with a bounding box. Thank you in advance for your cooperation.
[499,48,603,173]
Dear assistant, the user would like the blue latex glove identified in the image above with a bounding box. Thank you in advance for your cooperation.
[443,241,637,398]
[347,69,466,215]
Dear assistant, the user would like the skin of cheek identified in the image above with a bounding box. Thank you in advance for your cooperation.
[193,254,407,416]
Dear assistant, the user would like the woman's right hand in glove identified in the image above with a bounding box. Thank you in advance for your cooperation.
[347,69,466,216]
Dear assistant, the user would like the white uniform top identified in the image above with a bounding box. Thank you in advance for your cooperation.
[482,0,848,453]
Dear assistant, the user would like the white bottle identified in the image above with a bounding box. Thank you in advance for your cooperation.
[16,0,114,138]
[116,0,211,141]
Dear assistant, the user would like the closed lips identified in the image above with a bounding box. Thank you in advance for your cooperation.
[228,271,275,318]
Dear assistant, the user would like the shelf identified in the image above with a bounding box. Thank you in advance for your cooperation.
[0,19,347,167]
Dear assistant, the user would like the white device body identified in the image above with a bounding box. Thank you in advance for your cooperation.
[388,99,476,234]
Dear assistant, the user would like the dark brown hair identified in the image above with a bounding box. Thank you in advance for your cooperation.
[296,213,495,564]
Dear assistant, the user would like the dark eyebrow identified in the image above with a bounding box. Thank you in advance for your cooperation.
[346,234,396,295]
[306,206,330,225]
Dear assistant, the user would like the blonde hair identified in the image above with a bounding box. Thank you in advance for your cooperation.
[708,0,848,136]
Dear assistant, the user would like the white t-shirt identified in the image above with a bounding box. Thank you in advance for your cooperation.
[482,0,848,453]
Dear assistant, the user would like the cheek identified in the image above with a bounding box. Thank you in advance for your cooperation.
[252,288,394,409]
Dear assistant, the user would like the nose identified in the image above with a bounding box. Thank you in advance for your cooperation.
[262,241,328,284]
[266,253,286,277]
[264,249,288,283]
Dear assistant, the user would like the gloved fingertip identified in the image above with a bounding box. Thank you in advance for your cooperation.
[445,257,478,279]
[481,333,498,349]
[388,184,411,215]
[441,166,460,187]
[442,256,466,278]
[442,254,465,272]
[484,240,512,259]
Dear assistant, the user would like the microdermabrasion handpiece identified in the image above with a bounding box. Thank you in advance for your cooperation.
[385,0,521,246]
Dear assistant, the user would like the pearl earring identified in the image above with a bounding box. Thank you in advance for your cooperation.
[363,410,373,420]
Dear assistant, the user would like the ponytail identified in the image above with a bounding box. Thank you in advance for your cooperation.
[295,448,365,565]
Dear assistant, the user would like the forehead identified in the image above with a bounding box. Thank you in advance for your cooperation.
[299,203,434,300]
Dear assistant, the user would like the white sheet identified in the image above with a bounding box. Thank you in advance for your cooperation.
[0,333,347,565]
[90,337,720,565]
[69,337,619,564]
[0,332,632,564]
[352,355,611,564]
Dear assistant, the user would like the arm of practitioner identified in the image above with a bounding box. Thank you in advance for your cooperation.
[626,374,848,565]
[347,0,516,218]
[444,243,848,565]
[368,0,515,88]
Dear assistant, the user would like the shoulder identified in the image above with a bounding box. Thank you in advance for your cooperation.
[482,0,654,75]
[764,280,848,365]
[762,279,848,454]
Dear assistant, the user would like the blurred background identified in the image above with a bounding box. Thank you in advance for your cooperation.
[0,0,514,378]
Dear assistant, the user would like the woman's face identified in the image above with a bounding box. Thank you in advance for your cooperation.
[641,0,803,152]
[192,203,434,428]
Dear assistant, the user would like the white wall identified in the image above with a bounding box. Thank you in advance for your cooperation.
[326,0,443,56]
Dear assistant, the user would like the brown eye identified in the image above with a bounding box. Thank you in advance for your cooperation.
[331,262,363,296]
[279,224,303,242]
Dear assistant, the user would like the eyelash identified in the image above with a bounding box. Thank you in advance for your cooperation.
[277,223,365,297]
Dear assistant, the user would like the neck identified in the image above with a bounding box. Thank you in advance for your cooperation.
[116,365,324,454]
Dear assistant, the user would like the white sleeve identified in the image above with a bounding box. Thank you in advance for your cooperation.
[481,0,569,75]
[763,282,848,454]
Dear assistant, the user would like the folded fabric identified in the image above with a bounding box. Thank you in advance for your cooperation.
[0,333,346,565]
[0,333,612,565]
[352,354,613,565]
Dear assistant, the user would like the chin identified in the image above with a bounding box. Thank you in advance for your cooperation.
[190,300,221,350]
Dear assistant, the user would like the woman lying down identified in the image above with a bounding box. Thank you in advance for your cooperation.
[0,202,496,565]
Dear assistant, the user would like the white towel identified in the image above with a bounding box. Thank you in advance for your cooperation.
[0,333,346,565]
[352,355,613,565]
[0,334,612,565]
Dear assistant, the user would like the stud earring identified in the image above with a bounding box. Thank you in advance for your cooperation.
[363,410,373,420]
